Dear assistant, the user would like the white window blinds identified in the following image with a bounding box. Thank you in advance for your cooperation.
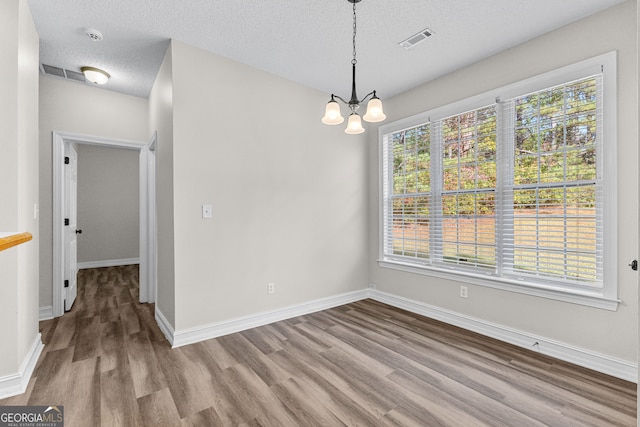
[501,76,603,287]
[382,124,431,263]
[433,106,498,271]
[381,67,609,295]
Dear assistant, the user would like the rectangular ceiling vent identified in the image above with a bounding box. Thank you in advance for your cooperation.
[65,70,86,82]
[41,64,86,82]
[399,28,434,50]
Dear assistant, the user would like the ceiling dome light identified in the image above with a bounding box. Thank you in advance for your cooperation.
[81,66,110,85]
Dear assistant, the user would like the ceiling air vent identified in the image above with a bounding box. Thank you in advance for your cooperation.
[399,28,434,50]
[41,64,65,78]
[65,70,85,82]
[41,64,86,83]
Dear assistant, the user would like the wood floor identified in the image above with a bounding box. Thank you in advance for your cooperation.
[0,265,636,426]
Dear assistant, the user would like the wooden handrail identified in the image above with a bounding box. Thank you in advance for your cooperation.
[0,232,32,252]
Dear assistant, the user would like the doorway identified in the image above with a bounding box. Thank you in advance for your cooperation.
[52,131,157,317]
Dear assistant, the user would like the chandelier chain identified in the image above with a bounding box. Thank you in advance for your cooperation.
[351,1,357,65]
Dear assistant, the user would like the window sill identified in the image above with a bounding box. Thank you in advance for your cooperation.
[378,259,620,311]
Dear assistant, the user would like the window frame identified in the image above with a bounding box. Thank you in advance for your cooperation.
[378,51,618,310]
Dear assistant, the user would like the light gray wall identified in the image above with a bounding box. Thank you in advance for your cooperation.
[0,0,39,378]
[162,40,369,331]
[76,144,139,264]
[39,76,148,309]
[0,2,21,377]
[367,0,638,362]
[149,44,175,327]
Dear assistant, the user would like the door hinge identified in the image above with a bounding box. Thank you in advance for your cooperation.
[64,218,69,226]
[64,156,69,164]
[64,280,69,288]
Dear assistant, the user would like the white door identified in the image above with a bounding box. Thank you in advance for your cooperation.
[64,142,79,311]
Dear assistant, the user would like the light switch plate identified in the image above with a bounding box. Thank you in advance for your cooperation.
[202,204,212,219]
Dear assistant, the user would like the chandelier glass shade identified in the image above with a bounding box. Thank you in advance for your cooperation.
[321,0,386,134]
[321,95,345,125]
[345,112,364,135]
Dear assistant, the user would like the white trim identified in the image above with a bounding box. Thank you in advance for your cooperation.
[378,260,620,311]
[139,133,157,304]
[158,286,635,382]
[155,308,175,346]
[77,258,140,270]
[599,51,618,302]
[368,288,636,382]
[171,290,369,348]
[0,334,44,399]
[39,305,53,321]
[52,132,64,318]
[57,131,145,151]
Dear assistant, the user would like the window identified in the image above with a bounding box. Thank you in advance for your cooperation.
[505,78,602,286]
[379,53,617,309]
[435,106,497,271]
[386,124,431,261]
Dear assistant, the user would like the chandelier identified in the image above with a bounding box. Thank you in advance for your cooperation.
[321,0,386,134]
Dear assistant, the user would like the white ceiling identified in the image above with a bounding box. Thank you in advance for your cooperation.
[27,0,626,99]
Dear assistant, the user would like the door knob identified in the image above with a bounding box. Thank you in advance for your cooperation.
[76,229,83,234]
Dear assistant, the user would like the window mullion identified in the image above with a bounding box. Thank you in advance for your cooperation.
[431,119,442,264]
[381,134,391,258]
[497,99,515,276]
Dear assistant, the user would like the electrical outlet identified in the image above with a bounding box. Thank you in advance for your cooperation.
[460,286,468,298]
[268,282,275,295]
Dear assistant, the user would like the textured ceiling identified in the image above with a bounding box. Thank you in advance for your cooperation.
[27,0,627,99]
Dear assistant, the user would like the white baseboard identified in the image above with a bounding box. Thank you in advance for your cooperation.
[155,308,175,346]
[0,334,44,399]
[39,305,53,321]
[78,258,140,270]
[155,285,637,382]
[368,289,637,383]
[171,290,369,348]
